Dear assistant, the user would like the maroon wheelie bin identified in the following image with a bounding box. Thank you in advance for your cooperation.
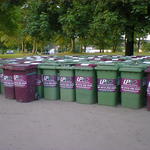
[13,64,37,102]
[145,67,150,111]
[3,64,15,99]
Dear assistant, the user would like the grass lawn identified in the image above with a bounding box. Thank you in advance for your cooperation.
[1,52,150,59]
[57,51,150,56]
[0,53,34,59]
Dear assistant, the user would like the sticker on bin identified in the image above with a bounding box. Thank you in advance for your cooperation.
[36,74,43,86]
[147,81,150,96]
[3,75,14,87]
[60,76,74,89]
[121,78,141,94]
[97,79,117,92]
[75,76,93,90]
[43,75,57,87]
[14,75,27,87]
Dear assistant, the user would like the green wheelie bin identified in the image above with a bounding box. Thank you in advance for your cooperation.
[58,64,75,102]
[95,64,120,106]
[38,63,60,100]
[119,65,146,109]
[0,65,3,94]
[74,64,97,104]
[36,68,44,99]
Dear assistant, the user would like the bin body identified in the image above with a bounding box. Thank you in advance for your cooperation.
[39,65,60,100]
[145,67,150,111]
[59,67,75,102]
[36,69,43,99]
[0,65,3,94]
[13,64,37,102]
[0,66,3,94]
[96,65,119,106]
[120,67,146,109]
[3,66,15,99]
[75,67,97,104]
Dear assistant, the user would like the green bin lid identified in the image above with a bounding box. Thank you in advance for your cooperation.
[57,66,74,70]
[119,66,144,72]
[38,63,59,69]
[95,65,119,71]
[74,64,96,70]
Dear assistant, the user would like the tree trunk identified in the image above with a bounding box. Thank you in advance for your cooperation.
[35,42,38,54]
[24,43,27,52]
[80,45,83,53]
[125,26,134,56]
[137,38,141,52]
[112,40,118,53]
[40,47,43,53]
[21,41,24,52]
[32,39,36,53]
[83,45,86,53]
[80,45,86,53]
[71,38,75,53]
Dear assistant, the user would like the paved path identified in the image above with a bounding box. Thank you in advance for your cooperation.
[0,95,150,150]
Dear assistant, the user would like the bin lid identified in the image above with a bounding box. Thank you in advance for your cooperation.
[38,63,59,69]
[74,63,96,70]
[95,65,119,71]
[57,66,75,70]
[4,64,37,71]
[119,66,144,72]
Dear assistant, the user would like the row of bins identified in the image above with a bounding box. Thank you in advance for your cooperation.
[0,62,150,110]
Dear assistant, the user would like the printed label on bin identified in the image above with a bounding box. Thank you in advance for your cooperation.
[121,78,141,94]
[60,76,74,89]
[0,73,3,83]
[147,81,150,96]
[97,79,117,92]
[43,75,57,87]
[36,74,43,86]
[3,75,14,87]
[14,75,27,87]
[75,76,93,90]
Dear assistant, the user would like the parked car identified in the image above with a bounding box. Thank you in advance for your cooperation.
[6,50,14,54]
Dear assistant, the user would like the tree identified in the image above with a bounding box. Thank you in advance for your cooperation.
[23,0,63,53]
[89,1,122,52]
[0,0,25,34]
[59,0,94,53]
[102,0,150,56]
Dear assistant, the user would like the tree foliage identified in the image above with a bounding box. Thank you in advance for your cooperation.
[0,0,150,55]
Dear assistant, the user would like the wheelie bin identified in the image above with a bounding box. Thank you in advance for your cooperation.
[0,64,4,94]
[13,64,37,102]
[145,67,150,111]
[3,64,15,99]
[36,68,44,99]
[74,64,97,104]
[38,63,60,100]
[58,64,75,102]
[95,64,120,106]
[119,65,146,109]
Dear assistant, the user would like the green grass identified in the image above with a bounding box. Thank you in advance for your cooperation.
[1,52,150,59]
[0,53,34,59]
[57,52,150,56]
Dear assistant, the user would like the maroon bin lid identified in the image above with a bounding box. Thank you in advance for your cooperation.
[3,64,37,71]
